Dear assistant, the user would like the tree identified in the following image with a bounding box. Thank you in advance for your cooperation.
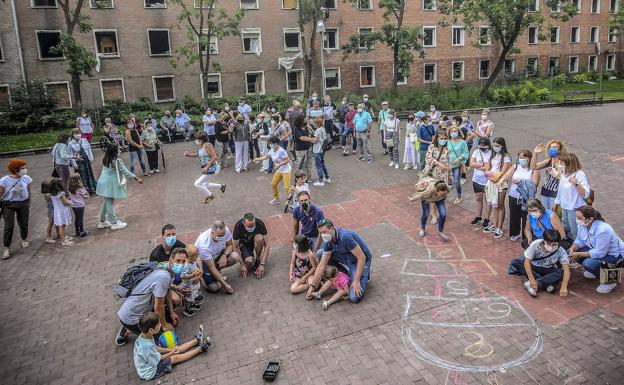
[171,0,244,101]
[297,0,324,98]
[437,0,576,97]
[608,0,624,35]
[341,0,424,94]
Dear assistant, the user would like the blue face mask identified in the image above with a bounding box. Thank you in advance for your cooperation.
[518,159,529,167]
[492,146,502,153]
[438,139,447,146]
[548,148,559,158]
[164,235,176,247]
[245,226,256,233]
[172,263,184,275]
[450,132,459,139]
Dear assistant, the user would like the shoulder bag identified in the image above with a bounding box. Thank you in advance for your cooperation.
[115,158,127,190]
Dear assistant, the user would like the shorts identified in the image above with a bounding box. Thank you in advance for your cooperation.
[151,357,172,380]
[239,243,256,260]
[472,182,486,194]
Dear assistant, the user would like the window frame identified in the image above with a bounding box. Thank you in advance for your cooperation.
[589,26,599,43]
[89,0,114,8]
[359,65,376,88]
[587,55,598,71]
[0,84,11,111]
[528,26,539,45]
[423,0,436,10]
[245,71,266,95]
[152,75,176,102]
[451,26,465,47]
[610,0,618,13]
[568,56,579,73]
[550,1,562,12]
[0,37,4,62]
[590,0,600,13]
[606,54,615,71]
[241,28,262,54]
[31,0,58,8]
[35,30,64,61]
[394,66,407,85]
[285,69,304,93]
[570,26,580,43]
[193,0,215,8]
[240,0,259,9]
[357,0,373,10]
[504,59,516,77]
[324,0,337,9]
[324,67,342,90]
[198,31,219,55]
[423,63,437,83]
[144,0,167,8]
[608,27,618,42]
[479,59,491,79]
[283,28,302,52]
[527,57,538,76]
[200,73,223,99]
[478,26,491,46]
[44,81,72,109]
[573,0,581,13]
[528,0,539,12]
[422,26,437,48]
[549,56,560,75]
[99,78,126,105]
[357,27,374,50]
[324,28,339,50]
[550,26,560,43]
[147,29,172,57]
[93,29,120,58]
[451,61,464,81]
[281,0,298,9]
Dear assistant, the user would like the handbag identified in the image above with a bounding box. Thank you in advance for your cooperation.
[51,144,59,177]
[0,177,22,218]
[115,159,127,190]
[384,119,397,147]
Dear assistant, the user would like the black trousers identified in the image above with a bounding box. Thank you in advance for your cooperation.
[2,200,30,247]
[72,207,85,235]
[146,150,159,171]
[509,196,527,238]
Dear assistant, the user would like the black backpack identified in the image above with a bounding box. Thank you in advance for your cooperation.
[322,136,333,152]
[113,262,160,298]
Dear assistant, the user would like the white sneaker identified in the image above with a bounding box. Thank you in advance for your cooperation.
[509,234,522,242]
[403,165,409,170]
[460,178,467,185]
[583,271,597,279]
[324,178,331,183]
[322,300,329,310]
[110,221,128,230]
[389,161,395,167]
[419,229,425,238]
[395,163,399,169]
[453,197,462,205]
[21,240,30,248]
[61,238,74,246]
[596,283,617,294]
[269,199,280,205]
[97,221,112,229]
[523,281,538,297]
[2,247,10,260]
[313,181,325,187]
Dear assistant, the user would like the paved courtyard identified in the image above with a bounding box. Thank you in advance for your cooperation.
[1,103,624,385]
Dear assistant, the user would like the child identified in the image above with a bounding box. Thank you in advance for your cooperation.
[312,265,350,310]
[68,174,90,238]
[41,179,58,244]
[289,234,318,294]
[50,178,74,246]
[181,245,204,317]
[133,312,211,381]
[288,172,309,210]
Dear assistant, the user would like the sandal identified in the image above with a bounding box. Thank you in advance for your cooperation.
[203,195,215,204]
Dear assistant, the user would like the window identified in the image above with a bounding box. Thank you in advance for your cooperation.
[422,27,436,47]
[610,0,618,13]
[479,26,491,45]
[423,0,436,10]
[358,28,374,49]
[147,30,171,56]
[589,26,599,43]
[286,69,303,93]
[550,1,561,12]
[0,85,10,111]
[45,81,71,109]
[608,27,618,42]
[568,56,579,73]
[193,0,215,7]
[591,0,600,12]
[100,79,125,105]
[528,0,539,12]
[31,0,57,7]
[358,0,373,10]
[479,60,490,79]
[527,58,538,76]
[549,56,560,75]
[144,0,166,8]
[242,28,262,54]
[528,27,538,44]
[240,0,258,9]
[200,73,222,98]
[152,76,175,102]
[606,54,615,71]
[283,29,301,51]
[325,68,341,90]
[359,66,375,87]
[588,55,598,71]
[550,26,560,43]
[245,71,265,95]
[325,0,337,9]
[396,67,407,85]
[94,30,119,57]
[504,59,516,76]
[36,31,63,60]
[324,29,339,50]
[570,26,580,43]
[199,33,218,55]
[282,0,298,9]
[90,0,113,8]
[423,63,436,83]
[452,26,465,46]
[572,0,581,12]
[451,61,464,81]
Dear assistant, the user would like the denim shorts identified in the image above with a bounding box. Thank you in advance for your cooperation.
[151,357,172,380]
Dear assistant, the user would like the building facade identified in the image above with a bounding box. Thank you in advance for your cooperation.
[0,0,622,110]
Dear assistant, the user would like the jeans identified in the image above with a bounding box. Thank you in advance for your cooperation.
[561,208,578,240]
[508,196,527,238]
[418,149,428,171]
[129,150,146,175]
[421,199,447,232]
[72,206,85,235]
[380,129,387,151]
[577,246,624,277]
[2,200,29,247]
[541,195,556,211]
[341,127,356,150]
[452,166,462,198]
[356,132,371,159]
[509,258,564,289]
[296,149,312,180]
[314,152,329,181]
[386,132,399,163]
[99,197,118,224]
[345,256,371,303]
[76,159,97,193]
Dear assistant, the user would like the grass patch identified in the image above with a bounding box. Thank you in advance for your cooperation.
[549,79,624,102]
[0,130,104,153]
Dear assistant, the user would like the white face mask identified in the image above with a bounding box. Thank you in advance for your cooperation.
[576,219,586,227]
[529,212,541,219]
[543,243,558,252]
[321,233,332,243]
[127,124,134,129]
[481,114,488,121]
[19,168,28,176]
[74,134,81,140]
[357,108,363,113]
[430,106,436,112]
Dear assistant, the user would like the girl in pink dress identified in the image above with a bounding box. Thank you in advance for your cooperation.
[312,265,350,310]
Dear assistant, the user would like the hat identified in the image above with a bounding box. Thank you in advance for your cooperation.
[363,94,369,98]
[415,111,426,118]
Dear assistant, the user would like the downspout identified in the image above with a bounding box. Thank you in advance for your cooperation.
[10,0,27,83]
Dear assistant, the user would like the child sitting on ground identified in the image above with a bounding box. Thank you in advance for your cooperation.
[68,174,90,238]
[312,265,350,310]
[133,312,211,381]
[41,179,58,244]
[181,245,204,317]
[289,234,318,294]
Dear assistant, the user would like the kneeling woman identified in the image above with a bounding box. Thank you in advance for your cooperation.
[509,229,570,298]
[568,206,624,294]
[185,132,226,204]
[523,198,566,249]
[409,177,450,241]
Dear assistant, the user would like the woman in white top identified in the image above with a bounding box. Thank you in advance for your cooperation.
[1,159,31,259]
[202,108,217,145]
[253,136,293,205]
[384,109,401,168]
[403,112,418,170]
[475,108,494,140]
[484,137,512,239]
[68,128,97,194]
[310,117,331,186]
[76,110,95,142]
[501,149,540,242]
[428,104,441,126]
[555,153,590,240]
[469,137,493,229]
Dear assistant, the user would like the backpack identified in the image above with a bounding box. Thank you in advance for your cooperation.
[322,136,333,152]
[113,262,160,298]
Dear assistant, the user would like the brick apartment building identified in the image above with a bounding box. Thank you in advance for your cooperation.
[0,0,622,110]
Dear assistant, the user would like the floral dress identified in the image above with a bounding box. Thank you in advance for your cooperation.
[423,145,452,185]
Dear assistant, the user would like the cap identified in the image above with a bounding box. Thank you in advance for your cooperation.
[415,111,426,118]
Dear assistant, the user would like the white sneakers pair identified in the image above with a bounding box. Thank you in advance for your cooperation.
[583,271,618,294]
[97,221,127,230]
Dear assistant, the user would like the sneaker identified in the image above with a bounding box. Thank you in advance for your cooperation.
[453,197,462,205]
[419,229,425,238]
[2,247,10,260]
[111,221,127,230]
[342,151,349,157]
[322,300,329,310]
[200,336,213,352]
[195,294,205,303]
[65,236,75,241]
[351,150,357,155]
[80,230,91,238]
[439,232,450,242]
[395,163,399,169]
[523,281,538,297]
[97,221,111,229]
[509,234,522,242]
[269,199,280,205]
[404,165,409,170]
[313,291,321,299]
[546,285,555,294]
[324,178,331,183]
[45,238,57,244]
[481,218,491,230]
[367,158,373,164]
[62,237,74,246]
[190,302,203,311]
[493,228,504,238]
[195,325,204,344]
[183,307,196,317]
[154,169,160,173]
[431,215,438,225]
[21,240,30,248]
[583,271,597,279]
[313,181,325,187]
[357,156,364,161]
[483,223,496,233]
[460,178,467,185]
[220,184,227,193]
[389,161,395,167]
[115,326,128,345]
[470,217,482,226]
[596,283,617,294]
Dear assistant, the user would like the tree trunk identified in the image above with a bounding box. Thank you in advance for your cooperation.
[71,73,82,111]
[391,45,399,94]
[480,42,514,98]
[303,58,313,99]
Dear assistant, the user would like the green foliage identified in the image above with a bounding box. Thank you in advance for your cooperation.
[608,0,624,32]
[50,34,98,78]
[491,81,550,105]
[552,74,568,86]
[175,95,204,115]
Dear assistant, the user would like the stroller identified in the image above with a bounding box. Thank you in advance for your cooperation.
[100,125,127,152]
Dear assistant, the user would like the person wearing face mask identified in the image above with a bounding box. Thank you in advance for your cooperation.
[428,104,441,126]
[195,220,241,294]
[337,97,350,148]
[293,115,314,182]
[417,111,436,171]
[307,93,319,109]
[342,102,357,156]
[125,118,148,177]
[354,103,373,162]
[68,127,97,194]
[362,94,374,116]
[523,198,567,249]
[292,191,325,251]
[307,219,373,303]
[1,159,32,259]
[446,125,469,204]
[422,130,451,226]
[253,136,293,205]
[554,153,591,240]
[378,101,390,155]
[159,110,176,142]
[499,149,540,242]
[484,137,512,239]
[307,100,324,121]
[150,224,187,263]
[202,108,217,146]
[408,177,451,241]
[232,213,270,279]
[141,120,163,175]
[476,108,494,140]
[51,132,80,196]
[322,95,337,144]
[214,113,232,168]
[469,138,493,228]
[184,132,226,204]
[568,206,624,294]
[237,98,252,121]
[403,112,419,170]
[508,230,570,298]
[76,110,95,143]
[530,140,567,211]
[174,110,194,142]
[454,113,475,184]
[143,114,158,132]
[384,109,401,168]
[233,114,250,173]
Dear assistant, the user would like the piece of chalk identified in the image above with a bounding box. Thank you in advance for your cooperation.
[380,253,392,258]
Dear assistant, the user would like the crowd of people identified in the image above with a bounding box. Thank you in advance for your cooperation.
[1,93,623,381]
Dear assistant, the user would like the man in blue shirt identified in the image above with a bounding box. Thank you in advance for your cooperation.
[237,98,252,122]
[307,219,372,303]
[292,191,324,251]
[417,111,435,171]
[353,104,373,163]
[174,110,194,141]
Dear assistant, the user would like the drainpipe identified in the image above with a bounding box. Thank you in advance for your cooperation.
[10,0,27,83]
